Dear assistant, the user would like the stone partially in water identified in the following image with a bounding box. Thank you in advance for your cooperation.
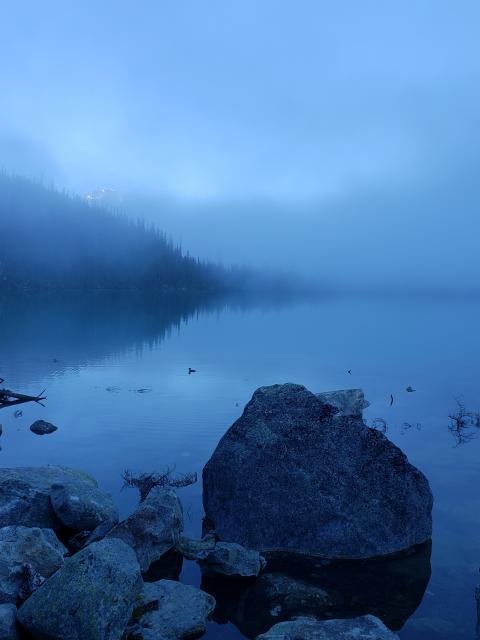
[316,388,369,417]
[257,615,399,639]
[107,487,183,573]
[50,483,119,531]
[129,579,216,640]
[0,466,98,529]
[203,384,433,559]
[29,421,57,436]
[199,542,266,578]
[0,526,67,604]
[17,538,142,640]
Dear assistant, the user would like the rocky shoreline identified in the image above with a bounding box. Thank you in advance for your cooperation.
[0,384,433,640]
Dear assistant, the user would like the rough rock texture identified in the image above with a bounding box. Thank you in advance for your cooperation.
[107,487,183,572]
[203,384,433,559]
[199,542,266,577]
[0,466,98,529]
[316,388,370,417]
[50,483,118,531]
[257,615,399,639]
[128,580,215,640]
[17,539,142,640]
[0,604,18,640]
[175,534,216,561]
[0,526,67,604]
[29,421,57,435]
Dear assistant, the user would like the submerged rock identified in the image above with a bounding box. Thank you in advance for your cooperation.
[0,603,18,640]
[316,388,369,417]
[0,526,67,604]
[203,540,431,637]
[17,538,142,640]
[107,487,183,573]
[0,466,99,529]
[257,615,399,639]
[29,420,57,436]
[199,542,266,578]
[203,384,433,559]
[128,579,215,640]
[50,483,118,531]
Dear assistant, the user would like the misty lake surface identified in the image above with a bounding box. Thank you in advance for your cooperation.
[1,291,479,639]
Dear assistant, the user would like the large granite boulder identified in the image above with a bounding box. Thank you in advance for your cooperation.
[50,483,118,530]
[0,526,67,604]
[257,615,399,639]
[128,580,215,640]
[0,604,18,640]
[107,487,183,573]
[17,538,142,640]
[0,466,100,530]
[203,384,433,559]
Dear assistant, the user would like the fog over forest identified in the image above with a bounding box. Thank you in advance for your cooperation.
[1,1,479,291]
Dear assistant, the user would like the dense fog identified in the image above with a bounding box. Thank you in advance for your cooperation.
[1,1,479,292]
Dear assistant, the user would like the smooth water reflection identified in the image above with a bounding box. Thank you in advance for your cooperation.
[0,291,480,639]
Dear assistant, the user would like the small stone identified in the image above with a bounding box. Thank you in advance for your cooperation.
[175,534,216,560]
[316,388,370,417]
[256,615,399,639]
[199,542,266,578]
[129,580,215,640]
[29,421,57,436]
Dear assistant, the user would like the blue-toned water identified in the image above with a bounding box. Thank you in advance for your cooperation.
[1,292,479,639]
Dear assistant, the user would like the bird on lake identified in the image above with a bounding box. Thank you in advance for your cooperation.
[406,386,416,392]
[188,368,196,374]
[390,394,394,406]
[347,369,352,375]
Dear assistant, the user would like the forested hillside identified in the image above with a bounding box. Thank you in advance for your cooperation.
[0,173,250,291]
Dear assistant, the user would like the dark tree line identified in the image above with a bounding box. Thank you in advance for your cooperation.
[0,172,282,292]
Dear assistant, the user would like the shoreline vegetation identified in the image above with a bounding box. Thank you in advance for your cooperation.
[0,172,298,295]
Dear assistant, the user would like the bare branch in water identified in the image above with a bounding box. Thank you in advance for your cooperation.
[122,467,197,502]
[448,398,480,447]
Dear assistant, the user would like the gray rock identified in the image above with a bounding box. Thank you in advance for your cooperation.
[175,534,216,560]
[107,487,183,572]
[50,483,118,531]
[257,615,399,639]
[203,384,433,559]
[29,420,57,435]
[129,579,215,640]
[316,388,370,417]
[0,466,98,529]
[0,526,67,604]
[17,538,142,640]
[199,542,266,577]
[0,604,18,640]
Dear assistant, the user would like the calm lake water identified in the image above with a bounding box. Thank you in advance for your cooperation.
[1,291,479,639]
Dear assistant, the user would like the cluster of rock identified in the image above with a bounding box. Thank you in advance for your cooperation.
[0,384,433,640]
